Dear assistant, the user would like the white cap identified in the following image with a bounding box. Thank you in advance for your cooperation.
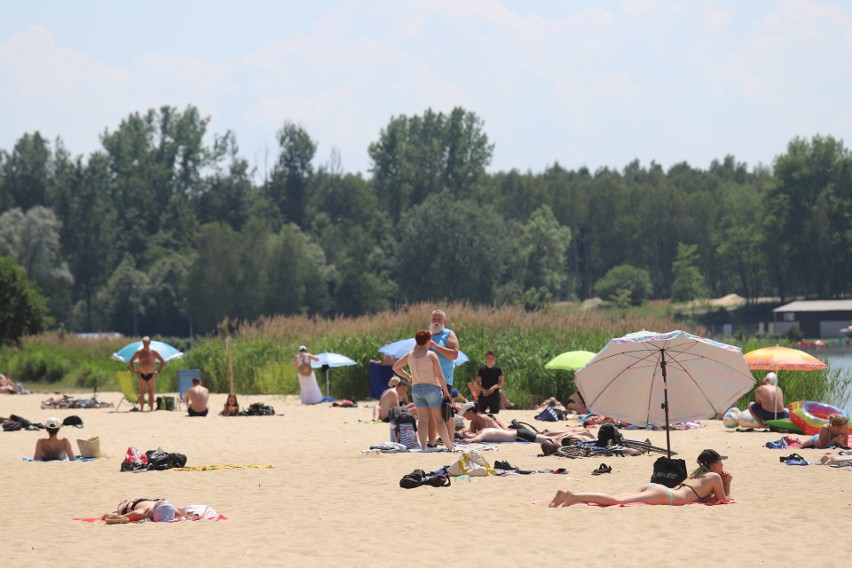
[45,417,61,429]
[766,372,778,385]
[298,345,307,352]
[460,401,477,415]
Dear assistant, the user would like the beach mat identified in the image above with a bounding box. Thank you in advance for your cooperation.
[23,456,95,462]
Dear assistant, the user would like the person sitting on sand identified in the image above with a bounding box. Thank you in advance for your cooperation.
[373,377,416,422]
[748,372,788,428]
[457,401,507,439]
[0,373,18,394]
[801,414,849,449]
[565,390,590,414]
[185,376,210,417]
[549,449,732,508]
[34,417,76,461]
[222,393,240,416]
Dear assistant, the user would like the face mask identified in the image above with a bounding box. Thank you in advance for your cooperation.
[430,322,445,335]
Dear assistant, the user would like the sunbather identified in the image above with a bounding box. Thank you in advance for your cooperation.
[102,498,186,523]
[549,449,732,507]
[373,377,416,421]
[34,417,76,461]
[457,401,507,439]
[800,414,849,449]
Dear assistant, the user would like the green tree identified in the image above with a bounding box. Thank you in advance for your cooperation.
[593,264,653,306]
[394,193,504,303]
[368,107,493,221]
[267,123,316,228]
[185,223,243,333]
[0,132,52,211]
[92,255,149,335]
[0,257,47,344]
[671,243,707,303]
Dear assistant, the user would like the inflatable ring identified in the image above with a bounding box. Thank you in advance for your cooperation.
[788,401,847,435]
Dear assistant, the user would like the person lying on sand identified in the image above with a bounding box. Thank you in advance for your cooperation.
[549,449,732,508]
[34,417,76,461]
[456,401,507,439]
[800,415,849,450]
[814,451,852,466]
[102,498,188,523]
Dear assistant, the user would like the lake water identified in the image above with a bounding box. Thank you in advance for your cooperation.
[823,352,852,415]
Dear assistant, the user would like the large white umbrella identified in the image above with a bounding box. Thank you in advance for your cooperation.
[575,330,755,457]
[311,352,357,398]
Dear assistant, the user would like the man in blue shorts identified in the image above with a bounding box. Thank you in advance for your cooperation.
[427,309,460,447]
[748,372,788,428]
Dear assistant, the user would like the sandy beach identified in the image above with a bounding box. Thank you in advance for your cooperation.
[1,389,850,567]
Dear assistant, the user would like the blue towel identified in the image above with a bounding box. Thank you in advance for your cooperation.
[23,456,95,462]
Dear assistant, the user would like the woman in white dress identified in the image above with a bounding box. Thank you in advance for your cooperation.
[294,345,323,404]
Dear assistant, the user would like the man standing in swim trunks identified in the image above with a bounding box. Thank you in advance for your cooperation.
[748,372,788,428]
[427,309,460,447]
[129,336,167,412]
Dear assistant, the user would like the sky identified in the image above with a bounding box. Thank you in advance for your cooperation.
[2,0,851,178]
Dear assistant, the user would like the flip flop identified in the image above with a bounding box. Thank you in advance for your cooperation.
[591,463,612,475]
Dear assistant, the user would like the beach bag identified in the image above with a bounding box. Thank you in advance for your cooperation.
[650,457,688,488]
[120,446,149,472]
[447,450,496,477]
[241,403,275,416]
[298,355,312,375]
[535,406,561,422]
[389,407,419,449]
[597,423,623,447]
[77,436,101,458]
[441,397,454,421]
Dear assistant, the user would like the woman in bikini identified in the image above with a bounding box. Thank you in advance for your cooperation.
[102,498,183,523]
[549,449,732,507]
[800,414,849,450]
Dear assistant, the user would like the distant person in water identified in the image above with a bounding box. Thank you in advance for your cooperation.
[34,417,76,461]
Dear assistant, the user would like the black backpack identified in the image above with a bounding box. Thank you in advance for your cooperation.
[241,403,275,416]
[597,423,623,447]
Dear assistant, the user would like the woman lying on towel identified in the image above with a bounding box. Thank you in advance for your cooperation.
[549,449,732,508]
[101,499,219,523]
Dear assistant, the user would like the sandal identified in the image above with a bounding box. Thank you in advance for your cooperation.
[591,463,612,475]
[780,453,806,463]
[424,473,451,487]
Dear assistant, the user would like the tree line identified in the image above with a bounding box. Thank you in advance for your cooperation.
[0,104,850,341]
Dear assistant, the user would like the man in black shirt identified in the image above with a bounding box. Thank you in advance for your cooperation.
[475,350,504,414]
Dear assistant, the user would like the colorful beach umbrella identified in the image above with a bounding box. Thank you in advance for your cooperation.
[576,330,755,457]
[544,350,596,371]
[111,340,183,363]
[743,345,827,371]
[378,338,469,366]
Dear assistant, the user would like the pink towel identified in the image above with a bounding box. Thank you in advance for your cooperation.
[73,515,227,522]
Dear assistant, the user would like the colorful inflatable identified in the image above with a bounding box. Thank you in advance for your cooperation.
[737,408,758,429]
[723,407,741,429]
[788,401,848,435]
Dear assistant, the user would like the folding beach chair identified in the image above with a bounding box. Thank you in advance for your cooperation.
[114,371,140,412]
[176,369,201,411]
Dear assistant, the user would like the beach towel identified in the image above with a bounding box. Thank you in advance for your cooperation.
[169,464,273,471]
[23,456,95,462]
[73,512,227,523]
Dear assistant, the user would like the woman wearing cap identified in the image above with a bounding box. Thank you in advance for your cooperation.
[549,449,732,508]
[392,330,455,450]
[34,417,77,461]
[457,401,507,439]
[102,498,182,523]
[294,345,323,405]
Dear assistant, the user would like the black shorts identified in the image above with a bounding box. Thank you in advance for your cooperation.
[140,373,154,381]
[188,407,209,417]
[515,428,537,443]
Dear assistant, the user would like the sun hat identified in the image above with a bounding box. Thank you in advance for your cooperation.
[45,417,61,429]
[298,345,307,352]
[697,449,727,467]
[459,401,477,415]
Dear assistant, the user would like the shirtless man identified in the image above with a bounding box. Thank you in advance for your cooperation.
[373,377,415,421]
[129,337,167,411]
[34,417,76,461]
[457,401,507,439]
[748,372,788,428]
[185,376,210,417]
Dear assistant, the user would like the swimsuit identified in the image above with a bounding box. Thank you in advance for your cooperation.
[140,373,154,381]
[188,407,208,417]
[645,483,675,505]
[751,401,788,421]
[677,483,710,503]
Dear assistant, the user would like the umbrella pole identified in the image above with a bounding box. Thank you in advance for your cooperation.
[661,349,672,459]
[325,367,330,398]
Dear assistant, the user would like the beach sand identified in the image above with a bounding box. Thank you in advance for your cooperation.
[1,390,849,567]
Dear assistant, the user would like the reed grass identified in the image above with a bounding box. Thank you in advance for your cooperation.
[2,304,847,412]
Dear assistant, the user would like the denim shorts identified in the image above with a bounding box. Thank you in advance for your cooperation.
[412,383,443,408]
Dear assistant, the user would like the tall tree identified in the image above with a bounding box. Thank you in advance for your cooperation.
[0,132,52,211]
[0,257,47,344]
[671,243,707,310]
[266,123,316,228]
